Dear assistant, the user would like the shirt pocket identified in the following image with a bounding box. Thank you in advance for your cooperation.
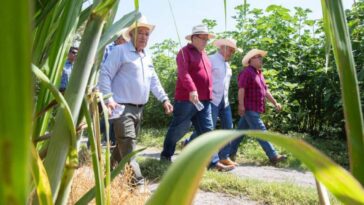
[143,63,155,83]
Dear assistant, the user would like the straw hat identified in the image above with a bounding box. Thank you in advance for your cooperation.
[213,38,242,52]
[126,15,155,39]
[115,27,130,42]
[185,24,215,41]
[242,49,268,67]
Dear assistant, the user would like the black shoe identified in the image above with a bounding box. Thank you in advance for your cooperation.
[160,155,171,162]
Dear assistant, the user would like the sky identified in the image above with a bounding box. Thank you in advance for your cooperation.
[115,0,354,47]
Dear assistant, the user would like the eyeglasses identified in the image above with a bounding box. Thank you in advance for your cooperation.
[195,35,210,42]
[70,51,78,55]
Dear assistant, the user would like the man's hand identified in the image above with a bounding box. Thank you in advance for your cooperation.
[163,100,173,115]
[238,104,245,117]
[189,91,199,104]
[107,100,118,115]
[275,103,282,112]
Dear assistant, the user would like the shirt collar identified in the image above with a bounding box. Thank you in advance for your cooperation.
[65,60,73,65]
[187,43,202,53]
[127,41,146,55]
[216,52,225,61]
[247,65,261,74]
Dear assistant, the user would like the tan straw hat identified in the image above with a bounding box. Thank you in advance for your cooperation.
[185,24,215,41]
[242,49,268,67]
[126,15,155,39]
[213,38,242,52]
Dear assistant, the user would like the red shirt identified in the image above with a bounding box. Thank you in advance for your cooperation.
[238,66,267,113]
[174,44,212,101]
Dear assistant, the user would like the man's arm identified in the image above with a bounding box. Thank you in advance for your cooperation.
[98,47,122,110]
[238,88,245,116]
[176,49,198,104]
[149,67,173,114]
[266,90,282,111]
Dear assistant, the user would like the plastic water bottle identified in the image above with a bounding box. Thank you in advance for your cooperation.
[109,105,125,119]
[194,101,204,111]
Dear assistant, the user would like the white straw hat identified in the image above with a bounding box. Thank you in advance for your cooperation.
[242,49,268,67]
[213,38,242,52]
[115,27,130,42]
[185,24,215,41]
[126,15,155,38]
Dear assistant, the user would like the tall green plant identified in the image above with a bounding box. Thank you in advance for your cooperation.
[42,0,117,202]
[321,0,364,185]
[0,0,33,204]
[32,0,84,144]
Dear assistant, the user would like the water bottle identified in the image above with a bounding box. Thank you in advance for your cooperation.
[109,104,125,119]
[194,101,204,111]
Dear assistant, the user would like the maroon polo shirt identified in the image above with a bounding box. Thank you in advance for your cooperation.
[174,44,212,101]
[238,66,267,113]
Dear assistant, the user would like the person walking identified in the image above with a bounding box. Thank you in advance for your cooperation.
[98,16,173,185]
[160,24,215,162]
[232,49,287,164]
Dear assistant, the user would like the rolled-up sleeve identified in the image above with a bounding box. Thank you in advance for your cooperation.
[150,67,169,102]
[177,50,196,92]
[98,47,122,102]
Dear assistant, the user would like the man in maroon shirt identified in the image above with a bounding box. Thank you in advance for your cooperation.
[232,49,287,164]
[161,25,215,161]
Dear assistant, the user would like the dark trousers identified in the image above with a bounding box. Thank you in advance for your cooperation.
[111,104,144,183]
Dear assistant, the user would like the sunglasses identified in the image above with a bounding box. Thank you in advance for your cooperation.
[70,51,78,55]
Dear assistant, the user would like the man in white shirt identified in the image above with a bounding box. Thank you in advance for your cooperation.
[209,38,241,168]
[98,16,173,185]
[99,27,130,146]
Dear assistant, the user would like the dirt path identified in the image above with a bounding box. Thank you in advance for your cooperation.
[140,147,316,204]
[231,165,315,187]
[139,148,315,187]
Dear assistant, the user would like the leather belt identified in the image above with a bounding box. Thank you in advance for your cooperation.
[122,103,144,108]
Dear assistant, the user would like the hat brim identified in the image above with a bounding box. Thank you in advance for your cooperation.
[115,28,131,42]
[213,39,242,52]
[185,32,215,41]
[126,23,155,39]
[242,49,267,67]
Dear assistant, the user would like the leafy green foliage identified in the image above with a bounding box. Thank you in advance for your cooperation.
[144,3,364,141]
[143,39,178,127]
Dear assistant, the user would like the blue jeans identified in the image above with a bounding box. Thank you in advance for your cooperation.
[161,100,213,159]
[231,111,277,159]
[189,99,233,164]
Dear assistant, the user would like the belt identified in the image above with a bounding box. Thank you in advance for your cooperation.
[122,103,144,108]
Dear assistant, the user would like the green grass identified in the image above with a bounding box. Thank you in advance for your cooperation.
[201,171,340,205]
[138,127,192,150]
[138,128,349,171]
[138,158,340,205]
[138,128,167,148]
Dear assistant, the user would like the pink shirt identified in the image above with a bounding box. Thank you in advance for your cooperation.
[238,66,267,113]
[174,44,212,101]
